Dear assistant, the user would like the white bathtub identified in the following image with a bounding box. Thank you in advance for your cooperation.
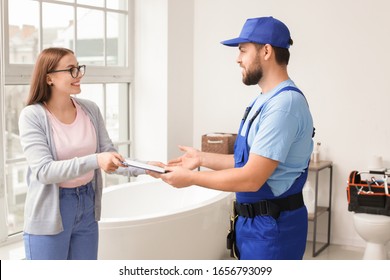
[98,179,234,260]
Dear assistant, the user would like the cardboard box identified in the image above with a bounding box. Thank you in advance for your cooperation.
[201,133,237,154]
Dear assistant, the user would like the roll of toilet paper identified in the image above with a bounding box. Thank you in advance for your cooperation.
[368,155,383,170]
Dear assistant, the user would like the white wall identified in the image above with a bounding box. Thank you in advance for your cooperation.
[167,0,194,159]
[134,0,390,249]
[133,0,194,163]
[133,0,168,162]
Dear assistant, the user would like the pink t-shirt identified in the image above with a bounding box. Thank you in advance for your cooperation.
[46,100,97,187]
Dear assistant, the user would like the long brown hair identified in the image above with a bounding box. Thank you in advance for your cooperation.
[26,47,74,105]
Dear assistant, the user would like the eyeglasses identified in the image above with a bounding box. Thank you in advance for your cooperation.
[47,65,86,78]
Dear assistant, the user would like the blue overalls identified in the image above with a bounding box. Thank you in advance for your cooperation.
[234,86,309,260]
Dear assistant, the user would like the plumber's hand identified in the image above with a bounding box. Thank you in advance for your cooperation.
[159,166,193,188]
[97,152,125,173]
[146,161,167,179]
[168,145,201,170]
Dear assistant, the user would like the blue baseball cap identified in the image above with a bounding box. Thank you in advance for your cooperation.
[221,16,292,49]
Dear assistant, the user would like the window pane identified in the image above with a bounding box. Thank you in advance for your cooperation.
[4,85,30,235]
[78,84,104,111]
[77,0,104,8]
[105,87,119,141]
[107,12,127,66]
[8,0,39,64]
[106,0,128,11]
[42,3,74,49]
[5,161,28,235]
[107,83,129,143]
[106,83,130,187]
[77,83,130,187]
[77,83,128,143]
[4,86,28,160]
[77,8,104,66]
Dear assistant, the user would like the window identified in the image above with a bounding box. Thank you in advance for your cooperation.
[0,0,133,238]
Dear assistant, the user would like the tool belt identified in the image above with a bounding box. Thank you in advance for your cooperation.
[226,192,304,259]
[235,191,304,219]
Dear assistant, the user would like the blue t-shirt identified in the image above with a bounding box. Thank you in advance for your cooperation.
[242,79,314,196]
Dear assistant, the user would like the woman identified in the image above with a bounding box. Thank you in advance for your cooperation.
[18,47,144,259]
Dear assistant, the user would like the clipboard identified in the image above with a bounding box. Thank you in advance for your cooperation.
[122,160,166,174]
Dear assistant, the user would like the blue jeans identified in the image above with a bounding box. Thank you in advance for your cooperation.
[24,182,98,260]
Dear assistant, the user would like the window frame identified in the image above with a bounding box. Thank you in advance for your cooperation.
[0,0,134,243]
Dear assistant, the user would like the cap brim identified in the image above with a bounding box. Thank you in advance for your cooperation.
[220,37,251,47]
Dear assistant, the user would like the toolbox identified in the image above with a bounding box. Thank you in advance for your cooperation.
[347,170,390,216]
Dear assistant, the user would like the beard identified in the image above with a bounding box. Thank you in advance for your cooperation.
[242,59,263,86]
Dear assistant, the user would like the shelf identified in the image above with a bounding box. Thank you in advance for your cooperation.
[309,160,332,171]
[308,161,333,257]
[308,206,329,221]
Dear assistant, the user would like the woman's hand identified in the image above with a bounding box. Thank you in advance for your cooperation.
[97,152,125,173]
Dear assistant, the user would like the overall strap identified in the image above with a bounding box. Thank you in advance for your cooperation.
[251,86,303,122]
[237,99,257,136]
[238,86,304,137]
[244,86,304,138]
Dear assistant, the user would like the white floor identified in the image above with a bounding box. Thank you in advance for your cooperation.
[0,240,374,260]
[222,241,367,260]
[303,242,364,260]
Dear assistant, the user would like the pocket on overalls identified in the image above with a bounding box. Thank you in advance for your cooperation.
[234,148,245,167]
